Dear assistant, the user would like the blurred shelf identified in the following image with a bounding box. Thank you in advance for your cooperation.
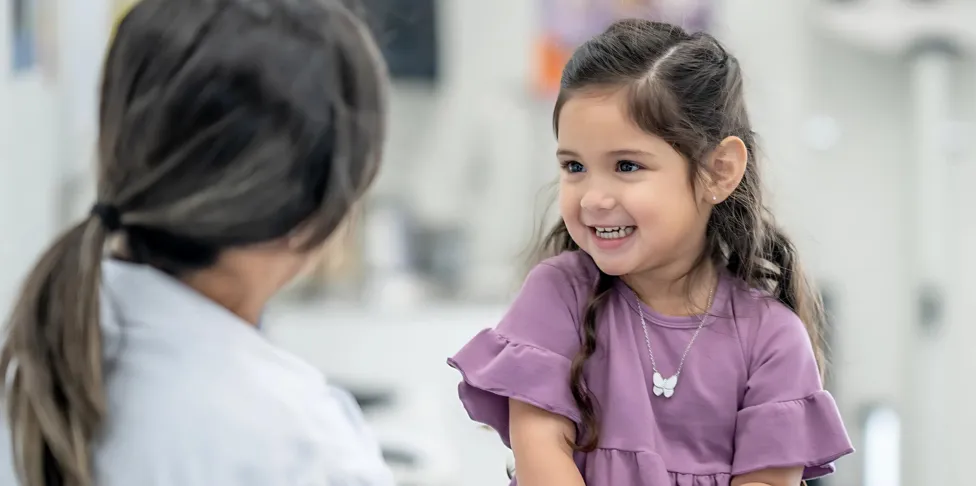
[816,2,976,55]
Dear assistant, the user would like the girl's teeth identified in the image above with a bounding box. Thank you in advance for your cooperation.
[594,226,635,239]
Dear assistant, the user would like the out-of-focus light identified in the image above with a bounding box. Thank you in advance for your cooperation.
[863,405,901,486]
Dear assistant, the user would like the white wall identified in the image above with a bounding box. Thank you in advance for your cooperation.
[0,4,60,314]
[375,0,554,300]
[804,36,914,486]
[927,51,976,486]
[54,0,111,222]
[808,4,976,485]
[0,0,110,313]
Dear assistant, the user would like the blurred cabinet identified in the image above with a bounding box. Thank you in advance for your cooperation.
[361,0,439,82]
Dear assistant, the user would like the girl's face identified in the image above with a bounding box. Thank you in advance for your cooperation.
[556,89,712,277]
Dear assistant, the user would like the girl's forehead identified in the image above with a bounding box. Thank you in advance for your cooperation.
[559,93,635,135]
[557,94,669,155]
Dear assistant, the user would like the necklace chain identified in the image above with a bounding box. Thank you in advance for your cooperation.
[635,286,714,380]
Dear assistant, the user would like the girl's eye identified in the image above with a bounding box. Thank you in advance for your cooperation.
[563,161,585,173]
[617,160,641,172]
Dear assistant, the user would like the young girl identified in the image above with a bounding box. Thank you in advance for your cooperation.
[0,1,394,485]
[448,20,854,486]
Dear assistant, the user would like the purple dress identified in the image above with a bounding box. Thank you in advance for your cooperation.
[448,251,853,485]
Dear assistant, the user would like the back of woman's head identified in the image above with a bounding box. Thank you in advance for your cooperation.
[1,0,388,484]
[539,19,826,451]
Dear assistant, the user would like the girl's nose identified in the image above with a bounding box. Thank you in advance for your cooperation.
[580,190,616,211]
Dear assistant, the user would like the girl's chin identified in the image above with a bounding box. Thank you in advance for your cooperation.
[584,252,640,277]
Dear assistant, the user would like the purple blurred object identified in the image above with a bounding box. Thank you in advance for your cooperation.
[539,0,714,49]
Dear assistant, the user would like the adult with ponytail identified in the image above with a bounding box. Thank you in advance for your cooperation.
[448,19,853,486]
[1,0,394,485]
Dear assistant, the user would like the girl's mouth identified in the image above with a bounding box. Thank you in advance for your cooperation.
[592,226,635,240]
[589,226,636,250]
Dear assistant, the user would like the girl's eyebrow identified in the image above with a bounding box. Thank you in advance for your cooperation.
[556,148,580,157]
[607,149,655,158]
[556,148,655,158]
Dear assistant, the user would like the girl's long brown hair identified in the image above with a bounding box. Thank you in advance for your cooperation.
[1,1,388,485]
[536,20,827,452]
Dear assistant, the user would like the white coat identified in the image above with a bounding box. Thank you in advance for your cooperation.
[1,259,395,486]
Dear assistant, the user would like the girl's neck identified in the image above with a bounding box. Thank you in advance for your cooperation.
[622,259,718,317]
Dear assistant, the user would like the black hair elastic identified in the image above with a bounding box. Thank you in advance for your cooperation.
[91,203,123,232]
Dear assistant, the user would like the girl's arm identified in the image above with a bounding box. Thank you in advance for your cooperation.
[731,466,804,486]
[509,399,585,486]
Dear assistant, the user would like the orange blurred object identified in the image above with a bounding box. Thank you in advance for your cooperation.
[533,36,571,97]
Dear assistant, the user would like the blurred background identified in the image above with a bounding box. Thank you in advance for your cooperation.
[2,0,975,485]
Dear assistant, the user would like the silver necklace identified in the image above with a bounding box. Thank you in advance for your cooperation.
[634,287,714,399]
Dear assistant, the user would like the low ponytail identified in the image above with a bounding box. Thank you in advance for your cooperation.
[1,217,110,486]
[713,187,828,378]
[535,220,611,452]
[763,222,827,377]
[569,269,614,451]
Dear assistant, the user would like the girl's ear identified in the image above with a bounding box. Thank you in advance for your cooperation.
[703,136,748,204]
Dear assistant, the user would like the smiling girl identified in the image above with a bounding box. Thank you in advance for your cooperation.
[448,19,853,486]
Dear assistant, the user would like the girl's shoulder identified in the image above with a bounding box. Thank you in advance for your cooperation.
[722,275,804,331]
[535,249,600,284]
[484,251,598,355]
[720,274,815,372]
[527,250,600,309]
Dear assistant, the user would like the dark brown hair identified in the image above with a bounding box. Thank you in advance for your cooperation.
[0,1,388,485]
[539,19,826,452]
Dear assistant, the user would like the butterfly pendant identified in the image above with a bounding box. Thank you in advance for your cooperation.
[652,372,678,398]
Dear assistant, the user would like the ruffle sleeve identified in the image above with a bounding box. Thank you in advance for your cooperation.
[448,329,579,447]
[447,261,586,446]
[732,304,854,479]
[732,390,853,479]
